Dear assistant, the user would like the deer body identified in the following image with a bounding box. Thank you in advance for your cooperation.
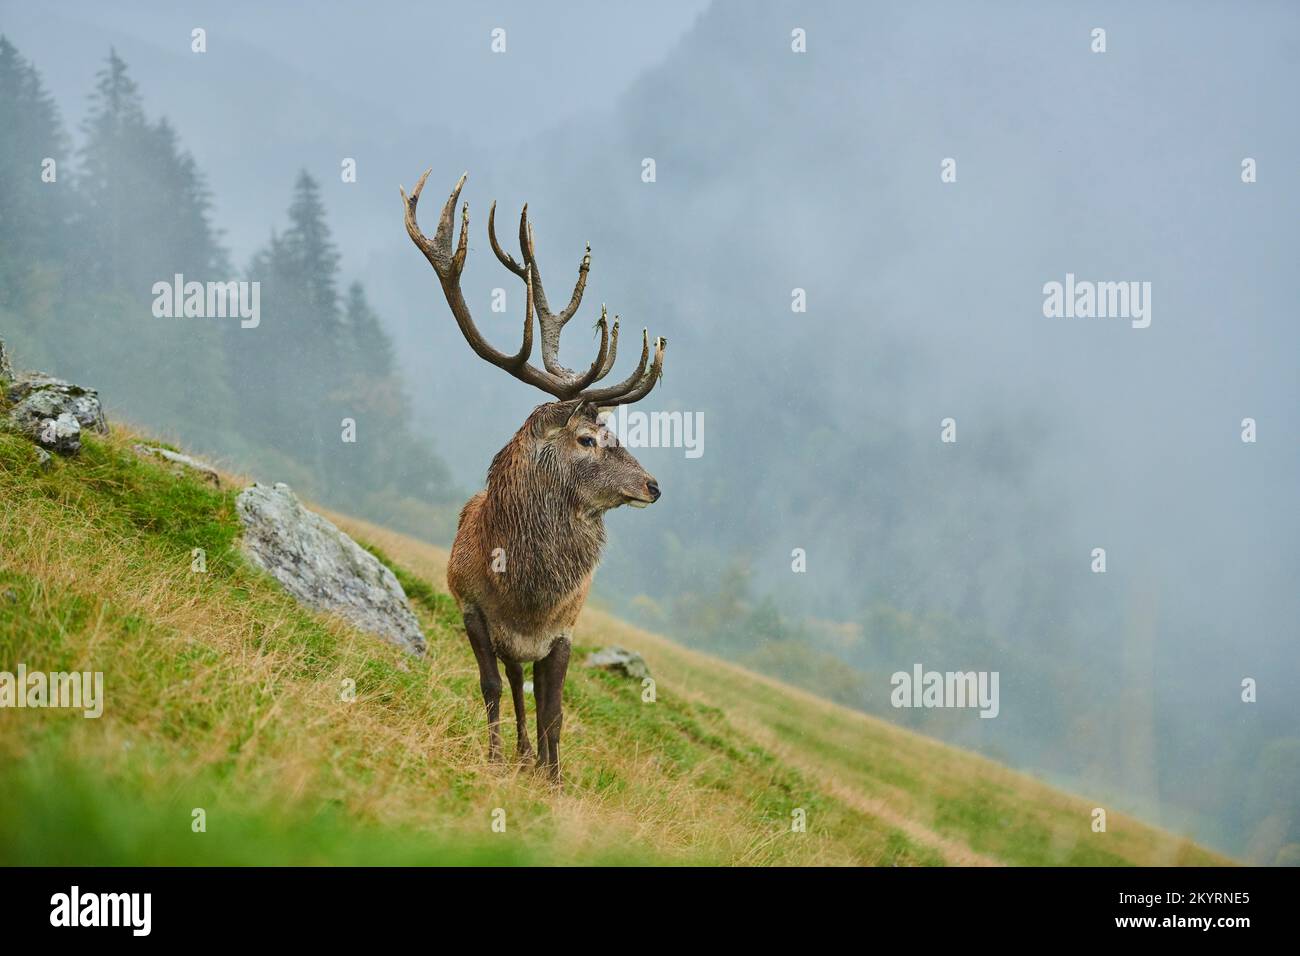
[403,171,665,782]
[449,482,596,663]
[448,405,607,663]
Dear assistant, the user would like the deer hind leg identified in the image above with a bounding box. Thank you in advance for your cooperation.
[503,659,533,761]
[534,638,571,784]
[463,607,503,762]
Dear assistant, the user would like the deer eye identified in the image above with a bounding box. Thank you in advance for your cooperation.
[578,435,597,447]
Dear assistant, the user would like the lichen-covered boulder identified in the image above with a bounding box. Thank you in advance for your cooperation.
[236,482,426,655]
[6,373,109,450]
[0,338,13,383]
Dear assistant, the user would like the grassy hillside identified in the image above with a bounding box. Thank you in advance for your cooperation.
[0,425,1230,866]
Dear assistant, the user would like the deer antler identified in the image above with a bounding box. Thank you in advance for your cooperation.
[401,170,664,406]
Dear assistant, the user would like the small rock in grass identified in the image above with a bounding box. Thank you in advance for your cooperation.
[132,444,221,487]
[584,646,651,680]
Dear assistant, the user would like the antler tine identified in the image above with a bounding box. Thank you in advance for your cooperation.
[567,305,612,394]
[597,314,620,380]
[519,205,534,268]
[556,243,592,324]
[509,265,536,367]
[487,201,526,279]
[593,336,665,407]
[575,329,655,405]
[512,206,546,315]
[401,169,448,274]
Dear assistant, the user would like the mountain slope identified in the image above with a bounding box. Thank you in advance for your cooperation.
[0,425,1228,865]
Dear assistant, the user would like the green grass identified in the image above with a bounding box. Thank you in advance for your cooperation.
[0,758,583,867]
[0,427,1230,866]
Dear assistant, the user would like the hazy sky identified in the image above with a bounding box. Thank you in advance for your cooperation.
[2,0,710,260]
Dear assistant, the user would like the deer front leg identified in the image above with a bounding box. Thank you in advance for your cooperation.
[503,659,533,761]
[463,607,503,762]
[534,638,571,784]
[532,656,551,770]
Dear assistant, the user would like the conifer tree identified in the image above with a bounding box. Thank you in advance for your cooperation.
[0,36,71,329]
[343,281,397,383]
[72,49,234,446]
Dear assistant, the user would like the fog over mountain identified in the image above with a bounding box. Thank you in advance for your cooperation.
[3,0,1296,860]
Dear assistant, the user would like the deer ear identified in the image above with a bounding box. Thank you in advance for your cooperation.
[532,402,571,439]
[565,401,594,427]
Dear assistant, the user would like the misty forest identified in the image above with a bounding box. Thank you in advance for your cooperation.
[1,1,1296,865]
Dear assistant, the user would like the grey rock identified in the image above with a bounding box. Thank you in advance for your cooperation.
[584,645,652,680]
[235,482,426,655]
[0,338,13,382]
[133,443,221,487]
[6,373,109,444]
[34,447,53,470]
[12,410,82,454]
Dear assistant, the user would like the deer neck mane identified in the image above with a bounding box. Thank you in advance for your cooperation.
[481,421,606,603]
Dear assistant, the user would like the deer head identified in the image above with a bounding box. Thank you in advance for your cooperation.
[401,171,665,515]
[503,400,661,516]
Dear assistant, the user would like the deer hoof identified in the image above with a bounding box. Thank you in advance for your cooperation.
[532,763,562,788]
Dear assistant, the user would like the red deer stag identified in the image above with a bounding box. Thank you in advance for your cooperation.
[401,170,665,783]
